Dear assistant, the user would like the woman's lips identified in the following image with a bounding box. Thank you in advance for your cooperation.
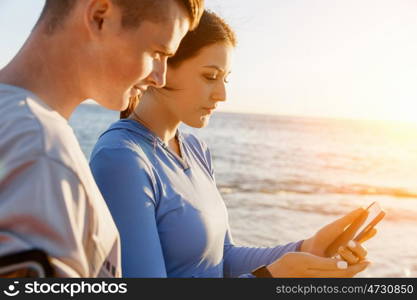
[202,106,216,114]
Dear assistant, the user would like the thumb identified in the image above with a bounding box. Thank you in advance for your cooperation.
[347,260,371,277]
[323,208,368,257]
[303,253,347,271]
[357,227,377,244]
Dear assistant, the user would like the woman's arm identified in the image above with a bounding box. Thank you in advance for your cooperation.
[223,209,373,278]
[223,226,303,278]
[90,147,167,277]
[196,139,303,277]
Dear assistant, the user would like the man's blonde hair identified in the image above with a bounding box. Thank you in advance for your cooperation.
[39,0,204,34]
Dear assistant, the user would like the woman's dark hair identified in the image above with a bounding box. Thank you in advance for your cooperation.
[120,10,236,119]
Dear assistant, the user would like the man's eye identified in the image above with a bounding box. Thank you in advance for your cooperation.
[153,51,167,60]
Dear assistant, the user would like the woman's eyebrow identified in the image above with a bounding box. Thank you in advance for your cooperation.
[203,65,225,73]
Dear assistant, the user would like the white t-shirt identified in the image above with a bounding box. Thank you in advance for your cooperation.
[0,83,121,277]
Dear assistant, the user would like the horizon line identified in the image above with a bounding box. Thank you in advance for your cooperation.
[81,100,417,126]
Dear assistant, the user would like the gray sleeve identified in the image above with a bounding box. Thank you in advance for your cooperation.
[0,155,92,277]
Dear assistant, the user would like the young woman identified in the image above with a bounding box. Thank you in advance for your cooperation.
[90,11,373,278]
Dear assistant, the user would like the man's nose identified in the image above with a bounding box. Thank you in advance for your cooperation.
[147,58,167,88]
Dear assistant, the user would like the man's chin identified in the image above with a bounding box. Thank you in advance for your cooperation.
[120,98,131,112]
[130,88,141,98]
[94,97,127,112]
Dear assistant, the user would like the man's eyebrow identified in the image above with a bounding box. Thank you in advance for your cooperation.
[203,65,225,73]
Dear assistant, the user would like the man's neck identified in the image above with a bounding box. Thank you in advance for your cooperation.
[0,28,84,120]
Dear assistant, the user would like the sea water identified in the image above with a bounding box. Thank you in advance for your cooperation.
[70,103,417,277]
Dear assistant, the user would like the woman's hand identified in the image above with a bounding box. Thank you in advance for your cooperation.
[266,252,370,278]
[300,208,377,257]
[336,240,368,264]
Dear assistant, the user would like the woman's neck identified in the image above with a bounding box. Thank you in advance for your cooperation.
[131,91,181,146]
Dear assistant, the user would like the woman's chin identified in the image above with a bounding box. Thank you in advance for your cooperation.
[199,115,211,128]
[183,116,210,128]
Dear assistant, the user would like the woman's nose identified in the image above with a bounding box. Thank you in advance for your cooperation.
[211,82,227,102]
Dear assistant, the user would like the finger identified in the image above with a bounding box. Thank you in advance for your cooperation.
[338,246,359,264]
[331,208,366,230]
[357,228,377,244]
[307,261,370,278]
[324,208,368,256]
[346,240,367,260]
[325,208,368,243]
[305,269,350,278]
[303,253,348,271]
[346,260,371,277]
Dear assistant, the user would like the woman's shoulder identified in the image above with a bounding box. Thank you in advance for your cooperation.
[90,120,152,165]
[180,131,214,176]
[181,131,211,156]
[181,131,209,150]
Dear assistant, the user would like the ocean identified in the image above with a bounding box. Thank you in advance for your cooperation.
[70,103,417,277]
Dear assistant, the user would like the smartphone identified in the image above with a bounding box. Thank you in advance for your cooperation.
[324,202,385,257]
[353,202,385,242]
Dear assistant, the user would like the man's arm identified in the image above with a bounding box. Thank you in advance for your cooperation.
[0,155,92,277]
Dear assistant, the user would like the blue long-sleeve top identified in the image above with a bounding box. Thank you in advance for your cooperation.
[89,119,302,277]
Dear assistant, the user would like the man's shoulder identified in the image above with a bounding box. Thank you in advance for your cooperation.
[0,85,84,174]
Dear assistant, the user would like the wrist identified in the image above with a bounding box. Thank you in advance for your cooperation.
[295,240,305,252]
[251,264,273,278]
[300,238,312,252]
[264,261,286,278]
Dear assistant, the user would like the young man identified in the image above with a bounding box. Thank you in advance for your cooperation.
[0,0,203,277]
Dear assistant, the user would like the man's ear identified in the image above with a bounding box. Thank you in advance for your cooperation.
[85,0,114,33]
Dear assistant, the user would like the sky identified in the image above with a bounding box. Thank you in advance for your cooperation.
[1,0,417,122]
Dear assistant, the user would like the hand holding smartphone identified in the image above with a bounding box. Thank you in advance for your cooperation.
[353,202,385,242]
[324,202,385,257]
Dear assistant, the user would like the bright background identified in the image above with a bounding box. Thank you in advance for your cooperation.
[1,0,417,123]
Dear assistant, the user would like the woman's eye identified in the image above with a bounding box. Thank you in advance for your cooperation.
[204,74,217,81]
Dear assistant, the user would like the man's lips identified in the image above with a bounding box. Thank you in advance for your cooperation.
[130,85,147,97]
[134,85,147,93]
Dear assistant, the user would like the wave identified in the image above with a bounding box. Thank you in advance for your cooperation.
[218,180,417,199]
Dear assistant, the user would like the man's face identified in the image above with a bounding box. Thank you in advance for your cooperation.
[86,2,190,111]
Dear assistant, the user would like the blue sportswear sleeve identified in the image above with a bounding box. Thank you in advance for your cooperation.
[90,147,167,278]
[223,226,303,278]
[199,136,304,278]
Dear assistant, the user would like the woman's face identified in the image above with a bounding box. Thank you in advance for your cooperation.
[160,42,233,128]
